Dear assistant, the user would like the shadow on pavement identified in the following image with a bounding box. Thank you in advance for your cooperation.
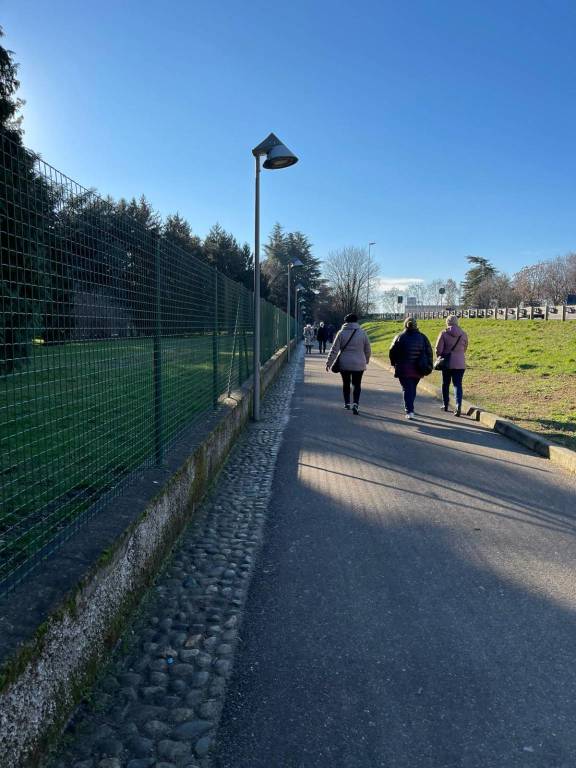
[212,357,576,767]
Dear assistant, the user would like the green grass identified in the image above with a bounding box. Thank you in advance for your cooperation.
[0,334,254,584]
[364,319,576,451]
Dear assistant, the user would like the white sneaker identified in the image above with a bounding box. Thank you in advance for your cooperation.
[406,412,415,420]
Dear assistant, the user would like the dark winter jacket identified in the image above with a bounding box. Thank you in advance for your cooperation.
[316,325,328,342]
[389,328,433,379]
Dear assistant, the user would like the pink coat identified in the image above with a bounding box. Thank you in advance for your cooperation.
[435,326,468,369]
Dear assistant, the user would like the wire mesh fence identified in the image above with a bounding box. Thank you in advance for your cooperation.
[0,131,293,592]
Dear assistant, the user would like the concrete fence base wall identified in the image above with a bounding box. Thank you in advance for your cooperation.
[0,341,294,768]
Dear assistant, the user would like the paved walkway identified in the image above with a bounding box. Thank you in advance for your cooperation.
[212,351,576,768]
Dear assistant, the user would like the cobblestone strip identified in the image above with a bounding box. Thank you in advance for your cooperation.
[46,350,301,768]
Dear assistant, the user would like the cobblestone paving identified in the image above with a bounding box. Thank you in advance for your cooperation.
[45,351,300,768]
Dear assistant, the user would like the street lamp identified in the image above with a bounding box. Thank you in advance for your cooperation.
[252,133,298,421]
[295,282,304,344]
[287,259,303,360]
[367,241,376,315]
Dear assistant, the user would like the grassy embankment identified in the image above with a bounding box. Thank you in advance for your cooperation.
[364,319,576,451]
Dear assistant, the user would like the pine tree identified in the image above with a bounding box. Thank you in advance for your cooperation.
[1,28,53,371]
[461,256,497,307]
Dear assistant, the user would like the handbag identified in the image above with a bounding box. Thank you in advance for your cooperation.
[433,334,461,371]
[330,329,358,373]
[417,345,433,376]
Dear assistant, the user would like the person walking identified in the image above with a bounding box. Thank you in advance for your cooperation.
[303,323,315,355]
[316,322,328,354]
[389,317,433,420]
[435,315,468,416]
[325,313,371,415]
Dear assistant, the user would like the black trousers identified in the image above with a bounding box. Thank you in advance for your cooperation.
[340,370,364,404]
[318,340,326,353]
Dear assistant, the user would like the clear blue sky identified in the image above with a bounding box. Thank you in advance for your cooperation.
[5,0,576,287]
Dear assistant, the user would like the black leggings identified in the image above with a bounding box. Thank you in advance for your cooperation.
[340,370,364,404]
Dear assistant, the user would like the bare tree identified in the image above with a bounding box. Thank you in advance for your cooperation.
[405,281,426,306]
[475,274,520,307]
[513,253,576,305]
[542,255,574,304]
[323,246,379,316]
[380,288,403,314]
[444,278,460,307]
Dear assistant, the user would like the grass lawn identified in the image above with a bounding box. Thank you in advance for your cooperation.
[364,319,576,451]
[0,334,253,584]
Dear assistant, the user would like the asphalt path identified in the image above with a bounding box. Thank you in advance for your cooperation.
[212,351,576,768]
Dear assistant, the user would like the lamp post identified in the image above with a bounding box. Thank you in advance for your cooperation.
[295,283,304,345]
[287,258,303,361]
[367,241,376,315]
[252,133,298,421]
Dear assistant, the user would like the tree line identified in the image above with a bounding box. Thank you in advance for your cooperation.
[461,253,576,308]
[378,251,576,315]
[0,30,322,373]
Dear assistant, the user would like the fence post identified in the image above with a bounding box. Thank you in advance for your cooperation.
[227,295,241,398]
[212,267,219,409]
[562,304,567,321]
[528,306,533,320]
[153,237,164,466]
[544,304,549,321]
[515,305,520,320]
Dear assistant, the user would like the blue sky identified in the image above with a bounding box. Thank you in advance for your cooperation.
[4,0,576,287]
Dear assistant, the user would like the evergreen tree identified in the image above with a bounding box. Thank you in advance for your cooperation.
[163,213,203,261]
[203,223,252,286]
[461,256,497,307]
[0,28,23,139]
[1,29,53,371]
[262,224,321,314]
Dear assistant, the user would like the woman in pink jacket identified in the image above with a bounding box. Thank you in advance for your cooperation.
[435,315,468,416]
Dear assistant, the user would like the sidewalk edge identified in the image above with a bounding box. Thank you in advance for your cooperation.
[371,357,576,476]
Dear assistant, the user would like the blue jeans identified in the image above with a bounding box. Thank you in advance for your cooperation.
[442,369,465,407]
[398,377,419,413]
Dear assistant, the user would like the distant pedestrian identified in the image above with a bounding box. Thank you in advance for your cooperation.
[303,324,315,355]
[389,317,433,420]
[435,315,468,416]
[325,313,371,415]
[316,322,328,353]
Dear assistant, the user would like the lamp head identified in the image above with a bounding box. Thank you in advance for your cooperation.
[253,132,298,170]
[263,144,298,169]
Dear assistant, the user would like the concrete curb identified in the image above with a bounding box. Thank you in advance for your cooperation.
[372,357,576,477]
[0,342,294,768]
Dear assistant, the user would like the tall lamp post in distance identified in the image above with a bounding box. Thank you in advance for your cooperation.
[252,133,298,421]
[287,259,303,361]
[295,283,305,346]
[367,241,376,315]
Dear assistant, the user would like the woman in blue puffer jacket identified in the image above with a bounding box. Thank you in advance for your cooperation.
[389,317,433,420]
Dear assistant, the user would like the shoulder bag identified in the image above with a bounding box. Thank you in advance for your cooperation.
[330,329,358,373]
[433,334,461,372]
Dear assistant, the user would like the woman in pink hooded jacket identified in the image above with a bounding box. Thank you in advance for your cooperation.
[435,315,468,416]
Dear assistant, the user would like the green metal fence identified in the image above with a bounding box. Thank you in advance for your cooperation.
[0,131,293,591]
